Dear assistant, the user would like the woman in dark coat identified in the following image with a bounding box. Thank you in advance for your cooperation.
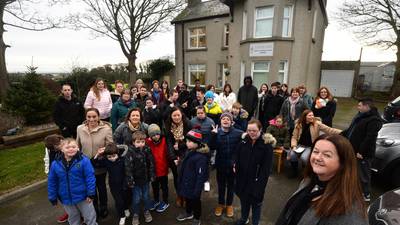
[233,119,275,225]
[311,87,337,127]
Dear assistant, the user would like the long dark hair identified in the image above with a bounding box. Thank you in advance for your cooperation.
[124,107,143,123]
[223,83,232,96]
[165,106,189,132]
[296,109,314,127]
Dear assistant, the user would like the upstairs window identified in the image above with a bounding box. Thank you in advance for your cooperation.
[188,64,206,85]
[254,6,274,38]
[224,24,229,47]
[189,27,206,49]
[282,6,293,37]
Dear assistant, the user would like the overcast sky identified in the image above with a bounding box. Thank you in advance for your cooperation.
[5,0,397,73]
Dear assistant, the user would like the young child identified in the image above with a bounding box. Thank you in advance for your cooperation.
[44,134,69,223]
[204,90,223,125]
[125,131,155,225]
[146,124,170,213]
[176,129,209,225]
[231,102,248,131]
[93,143,130,225]
[47,138,97,225]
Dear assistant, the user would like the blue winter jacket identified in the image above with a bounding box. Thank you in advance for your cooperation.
[209,127,243,169]
[48,152,96,205]
[178,146,209,199]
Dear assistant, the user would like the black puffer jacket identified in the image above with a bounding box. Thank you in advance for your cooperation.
[53,96,85,137]
[263,92,284,125]
[124,146,155,186]
[238,83,258,117]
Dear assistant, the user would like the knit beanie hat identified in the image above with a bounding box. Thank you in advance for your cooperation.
[148,124,161,137]
[186,129,203,144]
[204,91,214,100]
[220,112,233,122]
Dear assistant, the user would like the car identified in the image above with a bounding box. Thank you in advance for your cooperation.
[383,96,400,123]
[368,187,400,225]
[371,122,400,187]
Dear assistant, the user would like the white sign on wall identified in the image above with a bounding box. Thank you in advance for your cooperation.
[249,43,274,57]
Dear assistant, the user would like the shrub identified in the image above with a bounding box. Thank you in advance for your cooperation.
[4,67,56,125]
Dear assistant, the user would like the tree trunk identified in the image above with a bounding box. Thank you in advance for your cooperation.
[128,55,137,86]
[391,47,400,99]
[0,3,9,102]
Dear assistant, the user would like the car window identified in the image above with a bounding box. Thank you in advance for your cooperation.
[392,96,400,105]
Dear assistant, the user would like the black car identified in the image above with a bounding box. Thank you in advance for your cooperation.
[383,96,400,123]
[371,122,400,187]
[368,187,400,225]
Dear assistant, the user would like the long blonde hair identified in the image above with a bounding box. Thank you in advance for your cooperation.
[91,78,107,101]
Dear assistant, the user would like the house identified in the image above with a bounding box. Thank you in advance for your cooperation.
[171,0,328,93]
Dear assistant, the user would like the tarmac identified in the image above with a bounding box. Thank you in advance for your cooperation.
[0,167,390,225]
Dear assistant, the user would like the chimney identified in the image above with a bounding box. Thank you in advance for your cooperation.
[187,0,201,7]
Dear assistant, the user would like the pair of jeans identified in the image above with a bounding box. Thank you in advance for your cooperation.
[132,183,152,215]
[63,200,98,225]
[216,167,235,205]
[237,198,262,225]
[185,198,201,220]
[151,176,169,203]
[357,158,372,196]
[93,173,108,214]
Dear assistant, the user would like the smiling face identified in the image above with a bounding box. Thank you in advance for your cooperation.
[306,111,314,123]
[121,93,131,102]
[310,140,340,181]
[247,123,261,140]
[171,110,182,124]
[319,88,328,99]
[61,140,79,160]
[291,90,299,98]
[196,108,206,120]
[145,99,153,108]
[129,110,141,125]
[86,110,99,128]
[115,82,124,93]
[221,116,232,129]
[96,80,105,90]
[261,84,268,93]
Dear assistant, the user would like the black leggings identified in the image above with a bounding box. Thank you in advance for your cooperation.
[185,198,201,220]
[151,176,169,203]
[94,173,108,213]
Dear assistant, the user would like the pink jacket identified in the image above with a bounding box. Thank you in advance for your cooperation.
[84,89,113,119]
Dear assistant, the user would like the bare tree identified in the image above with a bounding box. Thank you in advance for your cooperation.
[0,0,62,101]
[72,0,184,85]
[337,0,400,98]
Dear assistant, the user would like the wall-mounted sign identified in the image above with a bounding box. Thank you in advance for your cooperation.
[249,42,274,57]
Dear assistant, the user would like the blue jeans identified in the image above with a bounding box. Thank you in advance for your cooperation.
[238,198,262,225]
[132,183,152,215]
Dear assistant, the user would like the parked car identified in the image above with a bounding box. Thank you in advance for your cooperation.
[383,96,400,123]
[371,122,400,187]
[368,187,400,225]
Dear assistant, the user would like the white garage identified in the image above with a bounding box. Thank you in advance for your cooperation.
[320,70,354,97]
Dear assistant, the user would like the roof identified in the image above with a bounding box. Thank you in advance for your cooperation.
[172,0,230,24]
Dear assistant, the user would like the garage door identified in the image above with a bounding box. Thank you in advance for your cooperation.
[320,70,354,97]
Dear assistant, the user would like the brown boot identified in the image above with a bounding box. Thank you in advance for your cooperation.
[176,196,183,208]
[214,204,225,217]
[226,205,234,217]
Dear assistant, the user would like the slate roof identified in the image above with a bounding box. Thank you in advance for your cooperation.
[172,0,230,24]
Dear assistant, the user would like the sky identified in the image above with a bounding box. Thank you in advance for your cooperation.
[4,0,398,73]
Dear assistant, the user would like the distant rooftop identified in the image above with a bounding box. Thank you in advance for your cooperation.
[172,0,229,24]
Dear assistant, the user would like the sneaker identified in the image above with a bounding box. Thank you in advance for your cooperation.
[226,205,234,217]
[132,214,140,225]
[119,217,126,225]
[124,209,131,218]
[176,212,194,221]
[214,205,224,217]
[191,219,201,225]
[156,202,169,213]
[235,218,250,225]
[144,211,153,223]
[364,194,371,202]
[149,201,160,211]
[57,213,69,223]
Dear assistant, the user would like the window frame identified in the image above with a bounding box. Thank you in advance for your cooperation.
[188,26,207,49]
[278,60,289,84]
[242,11,247,40]
[223,24,230,47]
[282,5,293,37]
[312,10,317,40]
[188,64,207,86]
[254,6,275,38]
[251,61,271,85]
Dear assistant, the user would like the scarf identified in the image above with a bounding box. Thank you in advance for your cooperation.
[128,121,140,132]
[315,98,329,109]
[288,97,300,120]
[171,121,184,141]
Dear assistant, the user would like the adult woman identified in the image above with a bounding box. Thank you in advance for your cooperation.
[312,87,337,127]
[233,119,274,225]
[218,83,236,111]
[113,108,148,145]
[161,80,170,100]
[164,107,192,207]
[151,80,165,106]
[257,83,269,130]
[76,108,113,218]
[280,88,309,134]
[110,89,137,132]
[130,86,138,100]
[298,84,313,109]
[84,78,113,121]
[276,134,367,225]
[289,110,341,177]
[280,84,290,99]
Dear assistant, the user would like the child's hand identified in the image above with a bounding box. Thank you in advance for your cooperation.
[97,147,105,155]
[86,197,93,203]
[173,143,179,150]
[211,125,218,133]
[174,159,179,165]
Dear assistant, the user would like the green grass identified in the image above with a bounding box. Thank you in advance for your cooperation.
[0,142,46,194]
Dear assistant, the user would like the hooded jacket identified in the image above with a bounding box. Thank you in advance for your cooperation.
[178,145,209,199]
[110,98,137,132]
[209,126,244,168]
[204,101,223,124]
[124,145,155,186]
[237,77,258,117]
[263,92,284,125]
[53,95,85,137]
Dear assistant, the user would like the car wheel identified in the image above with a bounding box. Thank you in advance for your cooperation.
[392,166,400,187]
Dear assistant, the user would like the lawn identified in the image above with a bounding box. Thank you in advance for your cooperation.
[0,142,46,195]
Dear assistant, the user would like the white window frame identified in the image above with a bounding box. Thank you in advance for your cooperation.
[242,11,247,40]
[223,24,229,47]
[188,27,206,49]
[312,10,317,40]
[251,61,271,85]
[279,60,289,84]
[254,6,274,38]
[217,63,228,88]
[282,5,293,37]
[240,61,245,86]
[188,64,206,86]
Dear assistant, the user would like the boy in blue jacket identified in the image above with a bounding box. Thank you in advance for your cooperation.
[47,138,97,225]
[176,129,209,225]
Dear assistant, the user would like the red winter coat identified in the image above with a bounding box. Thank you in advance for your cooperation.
[146,137,169,177]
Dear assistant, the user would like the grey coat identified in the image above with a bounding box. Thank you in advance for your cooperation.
[113,122,149,145]
[279,98,309,130]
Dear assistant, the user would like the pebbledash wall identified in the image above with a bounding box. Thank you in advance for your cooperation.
[172,0,328,94]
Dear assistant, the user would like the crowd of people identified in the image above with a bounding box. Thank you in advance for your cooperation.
[47,76,382,225]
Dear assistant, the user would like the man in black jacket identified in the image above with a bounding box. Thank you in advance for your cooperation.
[237,76,258,120]
[342,98,383,201]
[53,84,85,138]
[262,82,284,129]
